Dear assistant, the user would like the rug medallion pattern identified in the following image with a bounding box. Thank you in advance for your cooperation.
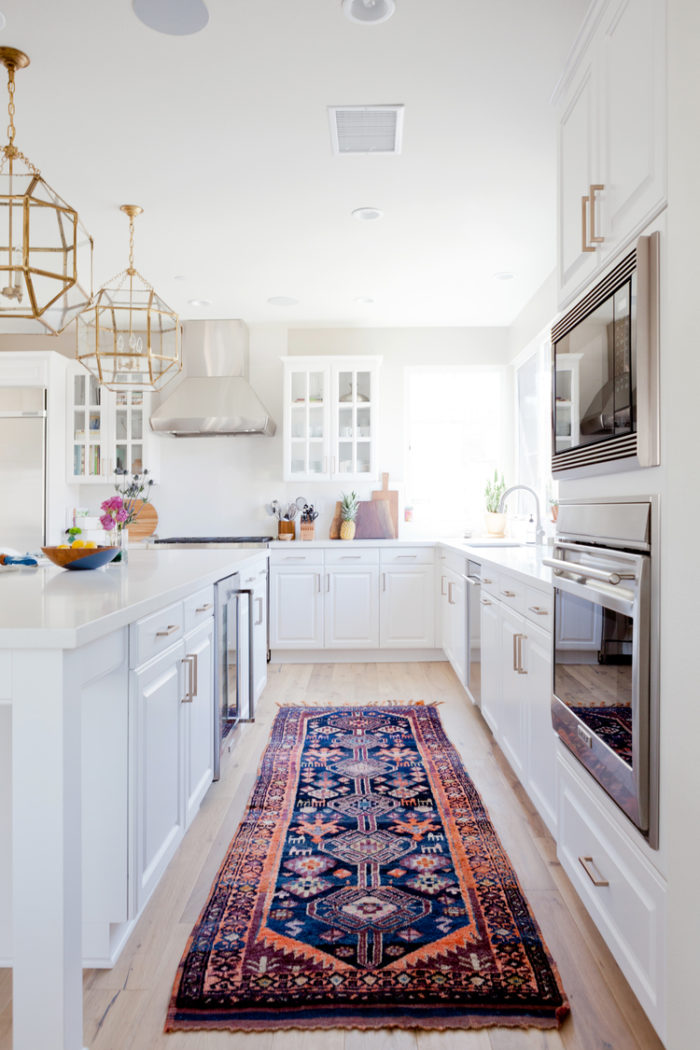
[167,705,569,1031]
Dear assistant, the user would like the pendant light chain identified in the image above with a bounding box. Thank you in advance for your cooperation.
[127,212,136,274]
[1,53,39,173]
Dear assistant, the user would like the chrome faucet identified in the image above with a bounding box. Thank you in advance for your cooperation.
[498,485,545,545]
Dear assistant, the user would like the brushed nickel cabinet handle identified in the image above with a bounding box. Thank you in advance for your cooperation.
[382,572,387,592]
[581,194,595,252]
[326,573,330,593]
[483,577,493,585]
[589,184,604,244]
[579,855,609,887]
[255,597,264,626]
[195,602,213,613]
[157,624,180,637]
[517,634,528,674]
[448,581,455,605]
[316,572,321,592]
[502,589,516,598]
[512,632,518,671]
[528,605,549,615]
[481,598,492,606]
[441,575,447,596]
[180,655,194,703]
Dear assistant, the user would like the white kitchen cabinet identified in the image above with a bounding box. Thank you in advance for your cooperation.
[253,565,269,702]
[270,558,324,649]
[282,356,381,482]
[67,360,157,483]
[478,567,557,835]
[381,548,435,649]
[131,638,187,913]
[183,617,215,828]
[325,564,380,648]
[557,0,666,306]
[437,549,466,684]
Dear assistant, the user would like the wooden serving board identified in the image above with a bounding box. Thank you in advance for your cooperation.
[329,501,342,540]
[355,499,395,539]
[371,472,398,538]
[126,501,158,541]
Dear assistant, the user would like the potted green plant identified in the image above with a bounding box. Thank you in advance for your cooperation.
[484,470,507,537]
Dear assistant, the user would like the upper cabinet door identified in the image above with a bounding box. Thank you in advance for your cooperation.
[597,0,666,258]
[283,363,331,481]
[282,356,381,482]
[69,369,110,482]
[558,54,601,302]
[556,0,666,308]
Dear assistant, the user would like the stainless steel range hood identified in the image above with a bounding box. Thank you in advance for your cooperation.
[150,320,276,436]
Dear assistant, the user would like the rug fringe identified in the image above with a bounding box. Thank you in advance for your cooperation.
[275,699,444,708]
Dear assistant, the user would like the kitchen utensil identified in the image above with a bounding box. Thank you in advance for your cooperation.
[126,501,158,541]
[371,472,398,538]
[355,500,394,539]
[42,546,119,570]
[0,553,38,566]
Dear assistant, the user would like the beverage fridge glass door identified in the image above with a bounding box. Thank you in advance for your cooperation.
[214,575,253,779]
[465,559,481,705]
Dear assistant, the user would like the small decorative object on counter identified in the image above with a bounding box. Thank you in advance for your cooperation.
[404,505,414,523]
[299,502,319,541]
[100,468,155,563]
[484,469,507,537]
[340,491,359,541]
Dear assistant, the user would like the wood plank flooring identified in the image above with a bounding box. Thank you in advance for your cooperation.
[0,661,664,1050]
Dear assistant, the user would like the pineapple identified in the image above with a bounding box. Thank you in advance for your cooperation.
[339,490,359,541]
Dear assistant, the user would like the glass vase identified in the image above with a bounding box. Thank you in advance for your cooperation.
[112,527,128,565]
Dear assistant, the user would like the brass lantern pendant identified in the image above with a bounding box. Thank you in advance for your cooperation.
[76,204,181,392]
[0,47,93,334]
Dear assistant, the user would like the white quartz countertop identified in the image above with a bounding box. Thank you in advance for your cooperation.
[0,548,268,650]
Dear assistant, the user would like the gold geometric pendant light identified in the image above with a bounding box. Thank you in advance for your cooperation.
[76,204,181,391]
[0,47,93,334]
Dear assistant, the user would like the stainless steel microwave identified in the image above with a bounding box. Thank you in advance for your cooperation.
[551,233,660,477]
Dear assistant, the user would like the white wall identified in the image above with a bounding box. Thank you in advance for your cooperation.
[145,325,510,539]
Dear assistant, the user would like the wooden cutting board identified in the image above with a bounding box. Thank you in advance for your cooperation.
[355,499,395,539]
[329,501,342,539]
[126,501,158,541]
[371,472,398,538]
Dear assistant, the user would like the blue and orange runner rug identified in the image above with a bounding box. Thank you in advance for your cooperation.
[166,704,569,1032]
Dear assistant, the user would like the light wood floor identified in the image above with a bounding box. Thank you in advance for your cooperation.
[0,661,664,1050]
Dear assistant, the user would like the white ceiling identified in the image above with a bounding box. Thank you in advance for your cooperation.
[0,0,587,329]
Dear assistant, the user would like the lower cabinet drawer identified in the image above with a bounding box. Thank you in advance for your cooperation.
[556,752,666,1033]
[270,548,323,567]
[381,546,434,566]
[496,572,526,614]
[524,585,553,629]
[183,586,214,633]
[130,601,185,668]
[325,546,379,566]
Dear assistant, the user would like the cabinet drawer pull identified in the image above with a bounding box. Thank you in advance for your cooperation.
[579,855,609,887]
[341,555,361,560]
[528,605,548,615]
[448,581,455,605]
[512,632,519,671]
[316,572,321,593]
[483,577,493,585]
[157,624,180,637]
[502,589,516,598]
[255,596,264,626]
[326,573,330,593]
[396,554,417,559]
[441,574,447,596]
[516,633,527,675]
[481,598,492,606]
[283,556,306,560]
[581,193,594,252]
[181,654,194,703]
[195,602,213,613]
[589,183,604,244]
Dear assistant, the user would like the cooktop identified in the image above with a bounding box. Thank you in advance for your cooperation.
[154,536,274,544]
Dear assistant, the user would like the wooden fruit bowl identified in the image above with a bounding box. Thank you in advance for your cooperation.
[42,546,119,570]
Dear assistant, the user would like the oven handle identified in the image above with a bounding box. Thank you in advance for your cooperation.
[542,557,636,587]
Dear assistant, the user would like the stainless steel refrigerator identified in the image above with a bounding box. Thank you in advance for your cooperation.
[0,386,46,552]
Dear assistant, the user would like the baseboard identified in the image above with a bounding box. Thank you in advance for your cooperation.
[270,649,446,664]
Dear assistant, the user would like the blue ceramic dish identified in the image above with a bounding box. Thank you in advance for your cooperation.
[42,546,119,570]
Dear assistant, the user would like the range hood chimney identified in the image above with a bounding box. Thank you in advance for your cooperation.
[150,320,276,436]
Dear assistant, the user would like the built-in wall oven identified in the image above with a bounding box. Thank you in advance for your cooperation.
[545,498,658,847]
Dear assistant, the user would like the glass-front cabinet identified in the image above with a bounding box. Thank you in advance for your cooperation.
[283,356,380,482]
[68,363,154,483]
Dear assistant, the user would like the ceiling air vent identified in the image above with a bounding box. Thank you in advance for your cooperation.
[328,105,404,155]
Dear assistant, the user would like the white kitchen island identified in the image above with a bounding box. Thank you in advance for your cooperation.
[0,548,265,1050]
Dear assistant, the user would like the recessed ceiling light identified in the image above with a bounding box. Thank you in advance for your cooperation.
[352,207,384,222]
[493,271,516,281]
[354,297,375,304]
[188,298,212,307]
[132,0,209,36]
[342,0,396,25]
[267,296,299,306]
